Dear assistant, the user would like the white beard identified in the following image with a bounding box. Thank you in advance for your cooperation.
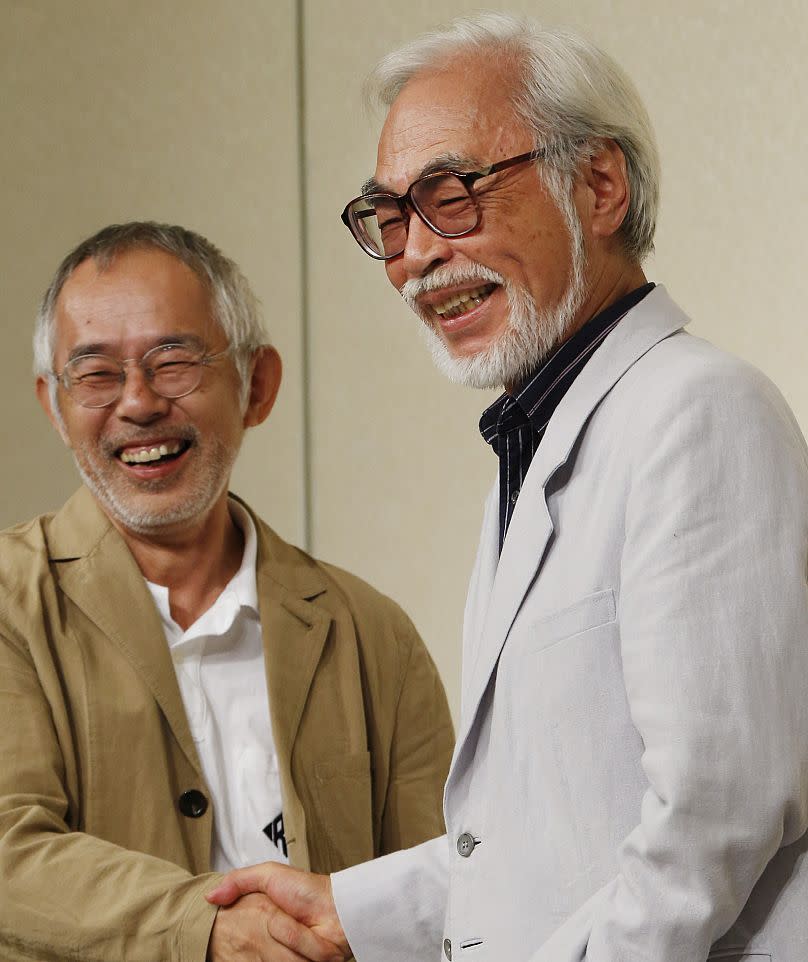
[401,212,588,390]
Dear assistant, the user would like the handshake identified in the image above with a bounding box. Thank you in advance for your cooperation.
[205,863,351,962]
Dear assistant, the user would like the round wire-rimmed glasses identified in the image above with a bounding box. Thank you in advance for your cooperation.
[52,342,232,408]
[341,150,544,260]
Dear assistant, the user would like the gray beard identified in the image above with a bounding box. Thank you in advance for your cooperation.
[73,459,228,536]
[401,215,588,390]
[49,382,243,538]
[70,432,236,537]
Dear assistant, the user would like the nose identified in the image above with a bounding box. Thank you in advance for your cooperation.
[112,364,171,423]
[399,212,454,279]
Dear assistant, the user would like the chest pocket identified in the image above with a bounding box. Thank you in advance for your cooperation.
[514,587,617,655]
[707,949,772,962]
[707,953,771,961]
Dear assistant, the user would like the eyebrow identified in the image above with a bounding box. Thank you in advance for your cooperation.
[361,152,479,196]
[65,333,206,363]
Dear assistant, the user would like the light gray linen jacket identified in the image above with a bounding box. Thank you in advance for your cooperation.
[333,286,808,962]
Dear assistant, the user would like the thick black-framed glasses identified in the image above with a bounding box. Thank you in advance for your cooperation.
[341,150,544,260]
[51,342,232,408]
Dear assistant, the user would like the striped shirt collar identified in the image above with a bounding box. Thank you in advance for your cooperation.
[479,283,654,551]
[480,283,655,450]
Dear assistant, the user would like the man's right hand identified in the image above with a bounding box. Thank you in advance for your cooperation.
[206,864,350,961]
[207,891,346,962]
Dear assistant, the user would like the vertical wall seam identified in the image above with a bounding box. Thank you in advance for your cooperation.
[295,0,313,552]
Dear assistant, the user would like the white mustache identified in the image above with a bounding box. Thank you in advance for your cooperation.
[400,264,505,303]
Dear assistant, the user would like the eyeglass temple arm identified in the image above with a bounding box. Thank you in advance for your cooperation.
[465,149,544,185]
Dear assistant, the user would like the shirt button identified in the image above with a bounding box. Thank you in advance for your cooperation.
[178,789,208,818]
[457,832,477,857]
[444,938,452,960]
[510,489,520,504]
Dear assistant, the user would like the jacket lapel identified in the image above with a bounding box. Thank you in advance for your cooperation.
[253,529,331,770]
[455,287,690,752]
[250,510,332,869]
[459,483,499,722]
[46,487,201,774]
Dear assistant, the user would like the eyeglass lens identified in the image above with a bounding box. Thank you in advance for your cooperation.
[351,172,479,258]
[63,344,207,408]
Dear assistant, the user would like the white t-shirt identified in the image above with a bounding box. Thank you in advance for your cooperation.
[146,501,289,872]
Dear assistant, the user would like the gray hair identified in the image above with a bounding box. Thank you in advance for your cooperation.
[365,12,660,263]
[33,221,268,401]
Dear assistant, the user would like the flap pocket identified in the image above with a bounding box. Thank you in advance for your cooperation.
[528,588,616,651]
[310,751,373,871]
[707,952,771,961]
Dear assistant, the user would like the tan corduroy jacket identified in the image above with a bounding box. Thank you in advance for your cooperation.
[0,487,453,962]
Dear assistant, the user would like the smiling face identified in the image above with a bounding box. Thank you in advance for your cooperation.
[37,247,271,540]
[375,58,593,388]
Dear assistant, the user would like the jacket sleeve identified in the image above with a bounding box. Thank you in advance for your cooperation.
[333,834,450,962]
[532,360,808,961]
[379,613,454,854]
[0,627,220,962]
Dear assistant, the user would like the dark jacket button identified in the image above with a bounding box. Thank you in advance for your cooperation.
[178,789,208,818]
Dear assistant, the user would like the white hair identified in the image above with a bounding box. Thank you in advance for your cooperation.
[365,12,660,263]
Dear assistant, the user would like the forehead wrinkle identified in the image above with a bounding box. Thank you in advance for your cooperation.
[377,89,530,194]
[363,151,479,196]
[383,121,472,164]
[58,287,167,334]
[64,332,207,365]
[377,101,472,166]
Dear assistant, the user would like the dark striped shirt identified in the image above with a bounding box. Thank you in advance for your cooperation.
[480,283,654,552]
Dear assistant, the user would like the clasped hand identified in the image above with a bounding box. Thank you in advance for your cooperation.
[205,862,351,962]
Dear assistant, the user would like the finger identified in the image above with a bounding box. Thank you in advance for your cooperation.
[265,904,345,962]
[208,893,344,962]
[263,872,348,955]
[206,864,279,905]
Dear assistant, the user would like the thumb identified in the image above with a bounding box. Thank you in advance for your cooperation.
[206,865,275,906]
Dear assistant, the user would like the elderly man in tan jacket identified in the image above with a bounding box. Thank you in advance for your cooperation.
[0,222,453,962]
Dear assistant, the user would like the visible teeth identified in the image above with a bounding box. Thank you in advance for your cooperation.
[433,284,495,318]
[120,441,182,464]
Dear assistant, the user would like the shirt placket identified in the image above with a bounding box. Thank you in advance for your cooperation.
[171,636,208,741]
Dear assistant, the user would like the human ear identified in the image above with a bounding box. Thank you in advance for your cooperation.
[582,139,631,242]
[35,376,69,444]
[242,346,282,428]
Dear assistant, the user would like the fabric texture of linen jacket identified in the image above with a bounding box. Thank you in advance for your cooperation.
[0,489,453,962]
[333,286,808,962]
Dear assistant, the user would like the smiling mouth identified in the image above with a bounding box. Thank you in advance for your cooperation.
[118,440,190,465]
[432,283,497,320]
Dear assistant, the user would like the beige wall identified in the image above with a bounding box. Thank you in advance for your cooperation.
[4,1,807,721]
[2,0,306,545]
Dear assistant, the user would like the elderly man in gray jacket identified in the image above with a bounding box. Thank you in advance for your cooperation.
[208,14,808,962]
